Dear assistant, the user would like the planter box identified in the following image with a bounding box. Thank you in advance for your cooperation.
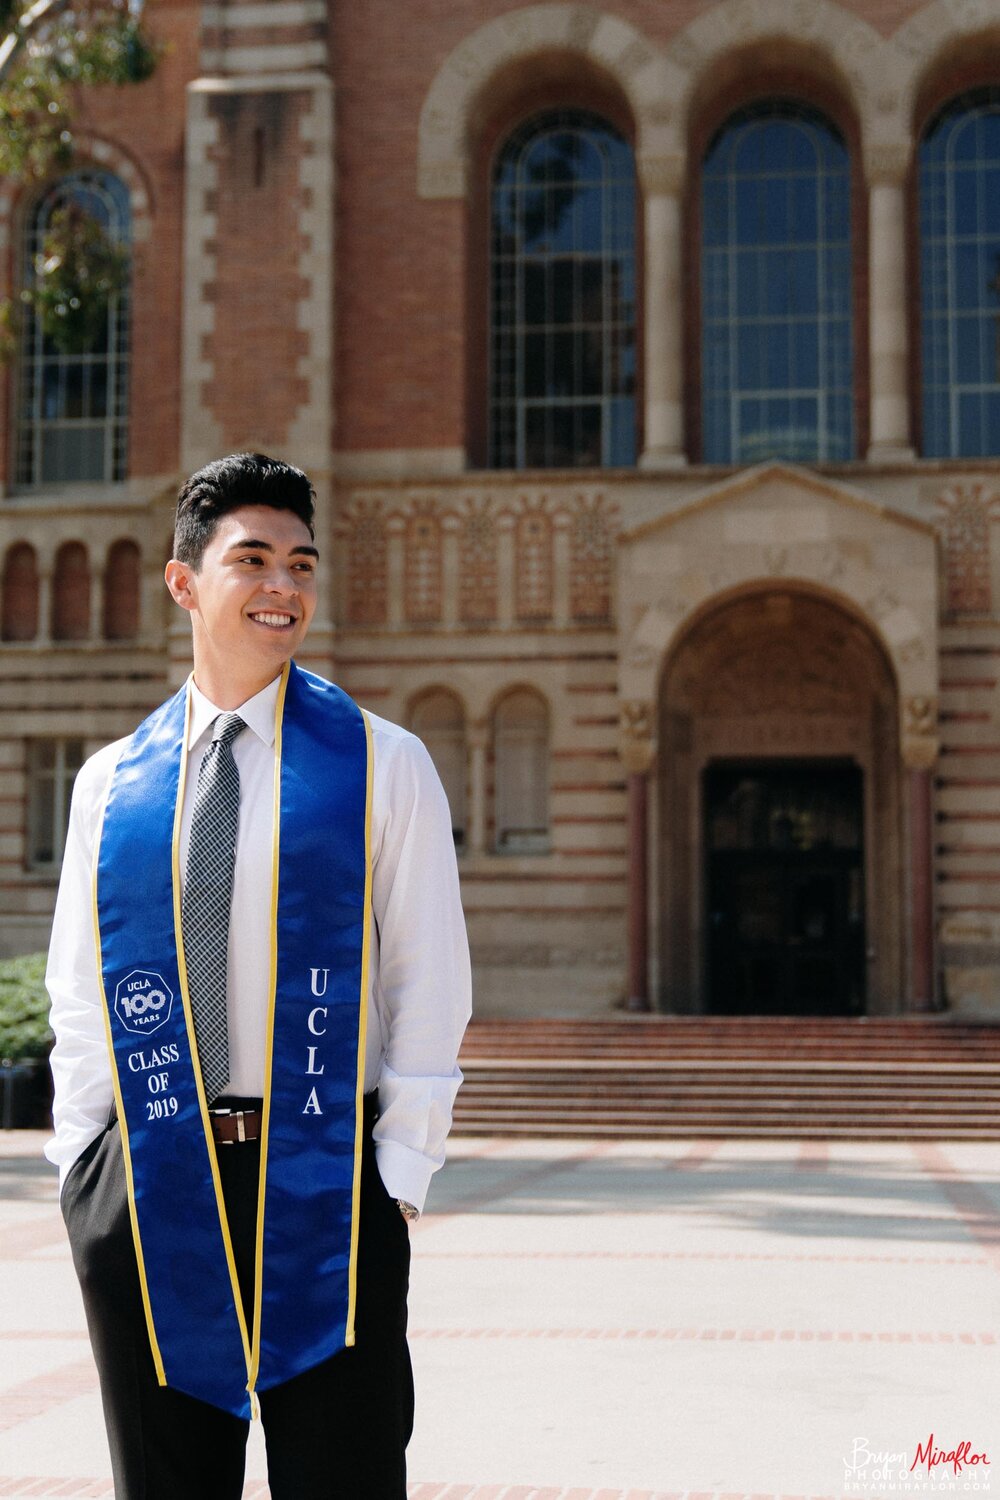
[0,1059,53,1129]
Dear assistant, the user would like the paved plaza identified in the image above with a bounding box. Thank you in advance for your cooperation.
[1,1128,998,1498]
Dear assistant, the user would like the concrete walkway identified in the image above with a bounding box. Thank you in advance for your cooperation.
[1,1129,998,1498]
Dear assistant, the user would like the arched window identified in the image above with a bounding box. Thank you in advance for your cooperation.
[411,690,467,848]
[493,689,549,852]
[103,539,141,641]
[52,542,90,641]
[490,110,637,469]
[2,543,39,642]
[919,88,1000,457]
[701,100,854,463]
[16,169,131,485]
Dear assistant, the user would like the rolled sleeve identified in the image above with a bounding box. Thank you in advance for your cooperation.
[368,726,472,1212]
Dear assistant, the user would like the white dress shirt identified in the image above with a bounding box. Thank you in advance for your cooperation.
[44,673,472,1212]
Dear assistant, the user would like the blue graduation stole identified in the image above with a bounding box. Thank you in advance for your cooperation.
[91,661,373,1417]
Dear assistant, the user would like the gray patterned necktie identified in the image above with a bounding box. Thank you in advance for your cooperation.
[182,712,246,1104]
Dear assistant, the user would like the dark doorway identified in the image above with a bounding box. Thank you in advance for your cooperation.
[704,761,866,1015]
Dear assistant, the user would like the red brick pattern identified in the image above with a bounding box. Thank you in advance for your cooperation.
[405,505,443,623]
[516,506,554,622]
[570,499,613,624]
[346,501,388,625]
[459,504,498,624]
[937,483,1000,616]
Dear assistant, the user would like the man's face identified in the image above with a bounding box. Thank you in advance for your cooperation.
[167,506,318,693]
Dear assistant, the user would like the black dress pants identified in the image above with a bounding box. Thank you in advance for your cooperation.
[61,1097,413,1500]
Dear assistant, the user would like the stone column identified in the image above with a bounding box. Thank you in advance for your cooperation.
[620,701,656,1012]
[441,514,460,628]
[386,516,405,630]
[866,143,915,463]
[638,155,686,470]
[552,511,571,629]
[497,512,515,630]
[36,569,52,647]
[468,720,489,857]
[90,547,106,641]
[903,701,938,1012]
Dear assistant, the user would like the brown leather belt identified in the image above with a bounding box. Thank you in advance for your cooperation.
[209,1108,263,1145]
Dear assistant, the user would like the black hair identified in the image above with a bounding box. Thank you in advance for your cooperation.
[173,452,316,570]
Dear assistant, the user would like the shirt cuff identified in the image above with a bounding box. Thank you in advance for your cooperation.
[373,1138,437,1215]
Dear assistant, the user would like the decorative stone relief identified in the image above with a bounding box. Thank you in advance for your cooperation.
[459,501,498,623]
[346,500,387,626]
[516,502,553,622]
[937,482,999,616]
[902,695,939,771]
[570,496,614,623]
[404,501,442,624]
[699,639,862,718]
[905,695,938,738]
[619,700,655,774]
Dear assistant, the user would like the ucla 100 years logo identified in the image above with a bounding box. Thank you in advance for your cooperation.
[114,970,174,1036]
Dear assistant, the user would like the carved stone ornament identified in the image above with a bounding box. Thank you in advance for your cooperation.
[902,736,939,772]
[619,700,656,774]
[904,695,938,738]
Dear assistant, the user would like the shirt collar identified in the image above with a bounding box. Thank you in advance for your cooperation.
[187,673,282,751]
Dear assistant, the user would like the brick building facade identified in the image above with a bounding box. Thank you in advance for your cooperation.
[2,0,1000,1020]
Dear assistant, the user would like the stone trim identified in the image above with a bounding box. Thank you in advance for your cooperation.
[201,2,326,26]
[0,133,153,258]
[180,89,223,472]
[287,80,334,478]
[417,4,678,200]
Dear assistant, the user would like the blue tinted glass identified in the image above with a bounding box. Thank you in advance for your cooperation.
[792,324,819,386]
[954,314,985,383]
[766,326,791,387]
[790,177,818,241]
[765,255,795,315]
[490,110,636,467]
[920,88,1000,456]
[701,100,852,461]
[737,325,763,387]
[703,179,728,246]
[980,109,1000,161]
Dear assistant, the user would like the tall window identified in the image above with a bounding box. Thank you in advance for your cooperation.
[26,738,84,869]
[701,100,854,463]
[16,170,131,485]
[52,542,90,641]
[493,689,549,852]
[2,543,39,641]
[103,539,141,641]
[919,88,1000,457]
[490,110,637,469]
[411,689,467,849]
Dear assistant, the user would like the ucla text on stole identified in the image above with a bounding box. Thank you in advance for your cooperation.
[123,967,337,1119]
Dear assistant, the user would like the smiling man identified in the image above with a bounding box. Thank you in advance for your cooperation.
[45,453,472,1499]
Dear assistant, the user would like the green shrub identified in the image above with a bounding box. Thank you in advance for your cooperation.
[0,953,53,1063]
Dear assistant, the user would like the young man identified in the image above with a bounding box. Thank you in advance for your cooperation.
[45,453,472,1499]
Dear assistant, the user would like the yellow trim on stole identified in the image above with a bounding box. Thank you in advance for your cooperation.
[247,661,290,1399]
[171,679,254,1386]
[345,707,375,1348]
[90,780,167,1388]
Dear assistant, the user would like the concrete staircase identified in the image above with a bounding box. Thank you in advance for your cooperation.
[453,1016,1000,1139]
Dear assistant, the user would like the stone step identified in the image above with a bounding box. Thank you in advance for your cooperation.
[453,1016,1000,1139]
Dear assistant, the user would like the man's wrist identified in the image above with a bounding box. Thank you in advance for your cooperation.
[395,1199,420,1222]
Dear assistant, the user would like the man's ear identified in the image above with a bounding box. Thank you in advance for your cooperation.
[164,558,197,613]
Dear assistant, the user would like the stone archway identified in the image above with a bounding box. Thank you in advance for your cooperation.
[657,587,903,1015]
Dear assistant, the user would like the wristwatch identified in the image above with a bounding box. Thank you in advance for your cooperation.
[395,1199,420,1223]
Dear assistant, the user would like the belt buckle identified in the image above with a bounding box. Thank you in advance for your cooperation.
[210,1106,247,1144]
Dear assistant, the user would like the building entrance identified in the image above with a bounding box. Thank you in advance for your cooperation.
[704,761,865,1015]
[657,588,904,1013]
